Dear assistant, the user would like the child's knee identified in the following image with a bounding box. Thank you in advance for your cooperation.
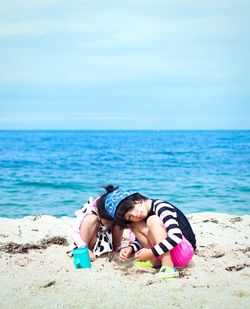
[147,215,164,229]
[84,214,99,226]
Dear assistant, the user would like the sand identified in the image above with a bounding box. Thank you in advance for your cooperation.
[0,212,249,309]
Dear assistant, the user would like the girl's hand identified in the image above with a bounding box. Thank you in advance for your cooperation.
[119,246,133,261]
[89,250,96,262]
[135,248,154,262]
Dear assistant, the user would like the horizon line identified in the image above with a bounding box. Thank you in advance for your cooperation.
[0,129,249,132]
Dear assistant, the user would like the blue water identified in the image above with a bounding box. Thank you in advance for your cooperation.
[0,130,249,218]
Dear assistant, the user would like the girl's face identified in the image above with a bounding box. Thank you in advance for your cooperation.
[124,202,148,222]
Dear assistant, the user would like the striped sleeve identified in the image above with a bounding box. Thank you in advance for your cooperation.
[151,200,183,257]
[129,238,143,253]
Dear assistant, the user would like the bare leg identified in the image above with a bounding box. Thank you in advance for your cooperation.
[131,221,160,266]
[147,215,174,268]
[130,221,152,248]
[79,214,99,261]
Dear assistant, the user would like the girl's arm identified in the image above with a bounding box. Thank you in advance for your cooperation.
[151,200,183,257]
[129,238,143,254]
[112,224,123,250]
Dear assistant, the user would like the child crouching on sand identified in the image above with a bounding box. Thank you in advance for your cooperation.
[72,196,123,261]
[99,185,196,279]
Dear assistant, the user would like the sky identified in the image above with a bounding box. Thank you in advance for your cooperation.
[0,0,249,130]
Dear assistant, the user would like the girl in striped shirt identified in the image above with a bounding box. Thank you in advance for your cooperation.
[98,185,196,279]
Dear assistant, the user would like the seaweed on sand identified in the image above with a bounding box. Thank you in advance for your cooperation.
[0,236,69,254]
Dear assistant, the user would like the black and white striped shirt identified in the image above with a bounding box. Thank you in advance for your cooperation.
[130,200,195,257]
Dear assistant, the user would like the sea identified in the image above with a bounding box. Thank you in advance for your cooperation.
[0,130,249,218]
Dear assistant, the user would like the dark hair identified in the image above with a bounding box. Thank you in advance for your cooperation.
[115,192,148,227]
[97,184,118,221]
[97,184,149,228]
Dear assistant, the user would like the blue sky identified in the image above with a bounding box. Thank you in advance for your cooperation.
[0,0,249,129]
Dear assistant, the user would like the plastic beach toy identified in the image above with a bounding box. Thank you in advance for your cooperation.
[133,260,153,268]
[73,247,91,269]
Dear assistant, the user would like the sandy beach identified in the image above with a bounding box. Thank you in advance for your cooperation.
[0,212,249,309]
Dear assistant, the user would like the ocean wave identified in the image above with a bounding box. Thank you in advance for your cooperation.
[15,181,84,191]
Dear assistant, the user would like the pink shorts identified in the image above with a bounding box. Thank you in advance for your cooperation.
[155,237,194,267]
[170,237,194,267]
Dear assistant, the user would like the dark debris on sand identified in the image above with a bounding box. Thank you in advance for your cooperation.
[41,280,56,288]
[41,236,69,246]
[225,263,250,272]
[0,236,69,254]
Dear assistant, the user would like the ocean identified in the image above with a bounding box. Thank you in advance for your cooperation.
[0,130,249,218]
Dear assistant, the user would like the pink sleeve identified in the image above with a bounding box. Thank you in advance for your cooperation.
[92,197,100,211]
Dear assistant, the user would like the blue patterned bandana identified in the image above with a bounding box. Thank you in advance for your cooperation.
[105,189,132,218]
